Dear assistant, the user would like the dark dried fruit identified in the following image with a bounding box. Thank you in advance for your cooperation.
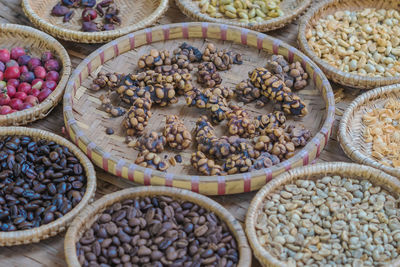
[103,24,115,31]
[99,0,114,7]
[51,4,70,16]
[62,0,80,7]
[82,8,97,22]
[82,21,99,32]
[81,0,96,7]
[63,10,75,23]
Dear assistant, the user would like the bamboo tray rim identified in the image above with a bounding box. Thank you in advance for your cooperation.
[176,0,312,32]
[297,0,400,89]
[21,0,169,43]
[64,186,252,267]
[0,126,96,246]
[63,22,335,195]
[245,162,400,267]
[338,84,400,178]
[0,23,71,126]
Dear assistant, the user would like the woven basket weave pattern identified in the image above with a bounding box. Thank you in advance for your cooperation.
[0,127,96,246]
[0,23,71,126]
[245,162,400,266]
[64,186,252,267]
[176,0,311,32]
[22,0,169,43]
[298,0,400,89]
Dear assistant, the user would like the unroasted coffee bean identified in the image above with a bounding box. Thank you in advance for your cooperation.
[77,196,238,267]
[0,135,87,231]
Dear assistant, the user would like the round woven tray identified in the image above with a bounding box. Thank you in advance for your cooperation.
[338,84,400,178]
[63,22,335,195]
[245,162,400,266]
[64,186,252,266]
[0,23,71,126]
[298,0,400,89]
[21,0,169,43]
[176,0,311,32]
[0,127,96,246]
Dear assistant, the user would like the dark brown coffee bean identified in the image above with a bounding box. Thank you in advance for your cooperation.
[73,164,83,175]
[99,214,112,223]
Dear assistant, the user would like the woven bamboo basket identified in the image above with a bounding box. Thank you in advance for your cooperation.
[0,24,71,126]
[298,0,400,89]
[21,0,169,43]
[176,0,311,32]
[338,84,400,178]
[63,22,335,195]
[64,186,252,266]
[0,127,96,246]
[245,162,400,266]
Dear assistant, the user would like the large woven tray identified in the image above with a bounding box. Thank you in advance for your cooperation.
[298,0,400,89]
[64,186,251,266]
[63,22,335,195]
[245,162,400,266]
[338,84,400,178]
[0,127,96,246]
[22,0,169,43]
[0,23,71,126]
[176,0,311,32]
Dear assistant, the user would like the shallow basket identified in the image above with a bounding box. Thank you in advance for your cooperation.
[63,22,335,195]
[21,0,169,43]
[176,0,311,32]
[0,127,96,246]
[64,186,252,266]
[0,24,71,126]
[245,162,400,267]
[298,0,400,89]
[338,84,400,178]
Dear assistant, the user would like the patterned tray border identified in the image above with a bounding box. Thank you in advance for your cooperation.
[63,22,335,195]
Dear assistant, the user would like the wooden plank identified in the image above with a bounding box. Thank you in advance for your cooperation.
[0,0,356,266]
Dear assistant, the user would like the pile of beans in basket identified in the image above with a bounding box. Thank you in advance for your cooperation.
[0,136,86,231]
[76,196,239,267]
[255,175,400,266]
[90,42,312,175]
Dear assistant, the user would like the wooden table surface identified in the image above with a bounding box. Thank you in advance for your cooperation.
[0,0,360,266]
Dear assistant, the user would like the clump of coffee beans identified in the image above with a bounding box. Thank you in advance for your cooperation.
[185,87,231,124]
[266,55,308,90]
[227,106,256,138]
[202,43,243,71]
[135,131,166,153]
[0,135,86,231]
[123,96,152,136]
[51,0,122,32]
[163,115,192,150]
[197,62,222,87]
[77,196,239,267]
[0,48,61,115]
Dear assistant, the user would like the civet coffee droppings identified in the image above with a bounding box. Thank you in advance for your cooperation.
[0,136,86,231]
[77,196,239,267]
[89,42,312,175]
[256,176,400,266]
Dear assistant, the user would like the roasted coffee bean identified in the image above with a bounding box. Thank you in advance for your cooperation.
[0,135,87,231]
[77,197,238,267]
